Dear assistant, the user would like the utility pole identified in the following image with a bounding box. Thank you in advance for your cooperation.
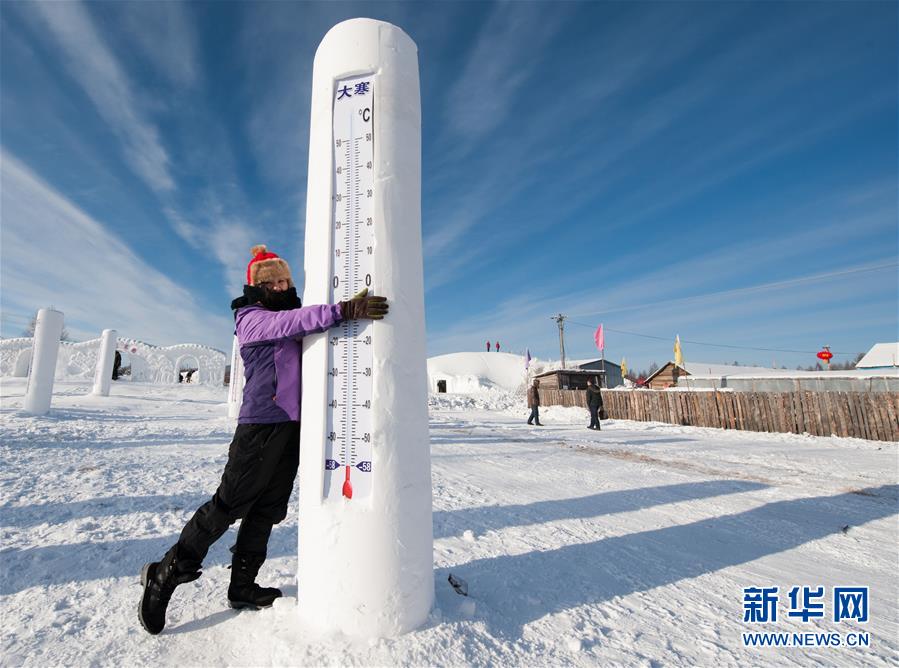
[552,313,567,368]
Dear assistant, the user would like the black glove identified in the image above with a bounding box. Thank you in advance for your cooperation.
[339,288,389,320]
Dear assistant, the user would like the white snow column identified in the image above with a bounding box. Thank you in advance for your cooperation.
[299,19,433,637]
[23,308,64,415]
[227,335,244,418]
[91,329,117,396]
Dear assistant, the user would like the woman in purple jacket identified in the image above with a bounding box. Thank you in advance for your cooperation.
[139,245,387,635]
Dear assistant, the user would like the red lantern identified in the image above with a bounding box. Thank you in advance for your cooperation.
[816,348,833,364]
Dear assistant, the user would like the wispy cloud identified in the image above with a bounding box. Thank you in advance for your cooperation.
[165,197,260,299]
[420,4,734,274]
[14,0,252,300]
[238,3,326,190]
[197,195,259,299]
[545,193,896,325]
[25,0,174,193]
[569,260,898,320]
[0,151,231,349]
[427,261,893,364]
[444,1,568,148]
[422,3,885,290]
[115,0,199,88]
[426,179,897,360]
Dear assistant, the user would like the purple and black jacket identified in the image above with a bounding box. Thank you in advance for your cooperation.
[235,303,343,424]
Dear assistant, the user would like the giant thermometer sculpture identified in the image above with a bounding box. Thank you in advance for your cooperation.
[298,19,433,637]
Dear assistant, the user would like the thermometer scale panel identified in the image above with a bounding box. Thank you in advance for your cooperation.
[324,74,375,501]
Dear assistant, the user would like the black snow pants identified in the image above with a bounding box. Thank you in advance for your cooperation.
[588,404,602,429]
[174,422,300,571]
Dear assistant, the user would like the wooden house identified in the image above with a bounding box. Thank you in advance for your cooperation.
[534,368,603,391]
[644,362,685,389]
[577,360,623,387]
[643,361,825,390]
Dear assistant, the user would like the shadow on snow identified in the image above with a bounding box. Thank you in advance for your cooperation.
[0,493,211,529]
[436,485,898,639]
[2,483,896,647]
[432,479,766,539]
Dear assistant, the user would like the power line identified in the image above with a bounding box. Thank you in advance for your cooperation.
[566,320,862,357]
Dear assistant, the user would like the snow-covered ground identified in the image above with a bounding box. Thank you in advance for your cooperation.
[1,378,897,666]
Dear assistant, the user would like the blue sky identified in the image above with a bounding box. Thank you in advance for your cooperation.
[1,1,896,371]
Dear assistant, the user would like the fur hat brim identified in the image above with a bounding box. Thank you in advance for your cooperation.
[249,257,293,287]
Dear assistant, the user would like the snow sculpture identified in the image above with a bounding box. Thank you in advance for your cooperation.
[0,338,34,377]
[227,335,244,418]
[0,337,226,385]
[298,19,433,637]
[23,308,64,415]
[119,340,226,385]
[91,329,117,396]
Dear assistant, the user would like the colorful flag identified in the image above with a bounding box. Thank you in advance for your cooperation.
[525,348,532,369]
[594,324,604,351]
[674,335,684,367]
[621,357,628,378]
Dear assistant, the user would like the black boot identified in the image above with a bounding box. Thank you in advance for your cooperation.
[227,553,282,610]
[138,545,201,635]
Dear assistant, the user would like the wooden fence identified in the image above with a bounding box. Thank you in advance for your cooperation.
[538,389,899,442]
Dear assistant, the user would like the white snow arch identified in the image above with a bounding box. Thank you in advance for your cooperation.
[175,354,199,370]
[116,339,225,384]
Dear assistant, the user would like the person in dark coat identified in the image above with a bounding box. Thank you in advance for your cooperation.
[138,244,388,635]
[112,350,122,381]
[486,340,491,352]
[586,378,603,430]
[527,378,542,426]
[495,341,500,353]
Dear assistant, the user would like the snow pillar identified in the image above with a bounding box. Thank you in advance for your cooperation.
[227,335,244,418]
[91,329,117,396]
[298,19,433,637]
[23,308,64,415]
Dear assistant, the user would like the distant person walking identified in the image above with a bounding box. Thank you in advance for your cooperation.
[586,378,603,430]
[486,340,491,352]
[495,341,500,353]
[527,378,542,426]
[112,350,122,381]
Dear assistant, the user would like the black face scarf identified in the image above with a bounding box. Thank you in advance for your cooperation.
[231,285,302,313]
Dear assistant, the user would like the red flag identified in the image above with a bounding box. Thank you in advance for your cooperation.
[594,324,604,351]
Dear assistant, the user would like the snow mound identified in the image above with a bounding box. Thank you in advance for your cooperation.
[427,352,528,394]
[428,390,520,412]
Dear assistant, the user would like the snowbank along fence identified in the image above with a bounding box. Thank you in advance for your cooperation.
[538,389,899,442]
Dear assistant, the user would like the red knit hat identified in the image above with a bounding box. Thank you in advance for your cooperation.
[246,245,293,287]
